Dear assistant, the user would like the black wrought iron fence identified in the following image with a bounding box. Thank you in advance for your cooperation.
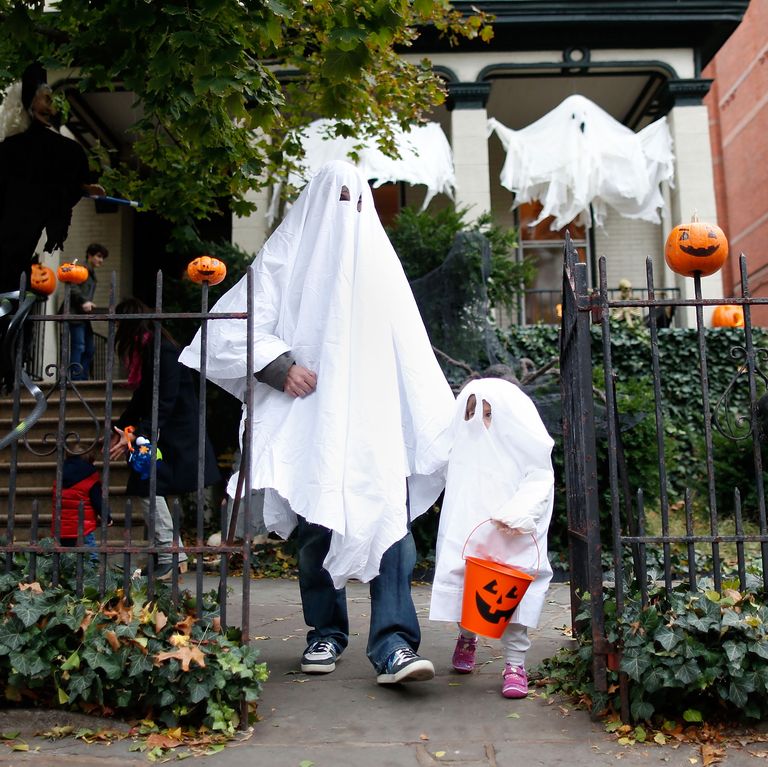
[560,232,768,721]
[0,271,260,637]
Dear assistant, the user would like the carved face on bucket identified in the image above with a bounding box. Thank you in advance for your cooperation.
[475,577,519,624]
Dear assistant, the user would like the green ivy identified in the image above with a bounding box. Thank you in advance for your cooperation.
[0,546,267,731]
[537,581,768,723]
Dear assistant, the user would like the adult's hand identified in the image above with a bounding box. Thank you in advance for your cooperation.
[81,301,95,312]
[283,364,317,398]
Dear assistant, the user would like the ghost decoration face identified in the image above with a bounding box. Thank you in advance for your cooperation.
[665,216,729,277]
[474,577,521,625]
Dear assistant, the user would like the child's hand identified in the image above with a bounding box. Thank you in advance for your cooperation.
[491,516,536,535]
[109,426,130,460]
[492,519,517,536]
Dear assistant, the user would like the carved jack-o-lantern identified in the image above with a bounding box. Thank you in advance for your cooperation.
[712,304,744,328]
[474,577,521,626]
[664,214,729,277]
[187,255,227,285]
[57,260,89,284]
[29,263,57,295]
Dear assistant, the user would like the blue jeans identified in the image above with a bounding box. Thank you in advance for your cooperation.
[69,321,93,381]
[61,530,99,563]
[297,518,421,673]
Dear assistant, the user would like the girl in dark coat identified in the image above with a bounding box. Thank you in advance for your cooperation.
[109,298,220,579]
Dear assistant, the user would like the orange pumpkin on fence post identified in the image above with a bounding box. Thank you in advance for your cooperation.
[712,304,744,328]
[187,255,227,286]
[57,259,89,285]
[29,263,57,295]
[664,214,729,278]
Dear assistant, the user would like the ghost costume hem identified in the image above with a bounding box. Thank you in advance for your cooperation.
[180,161,455,589]
[429,379,555,630]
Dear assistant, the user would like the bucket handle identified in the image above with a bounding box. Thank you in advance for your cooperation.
[461,518,540,576]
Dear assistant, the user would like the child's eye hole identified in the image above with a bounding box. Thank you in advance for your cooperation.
[339,185,351,201]
[356,195,362,212]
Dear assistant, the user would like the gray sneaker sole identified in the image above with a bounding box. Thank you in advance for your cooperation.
[376,659,435,685]
[300,660,336,674]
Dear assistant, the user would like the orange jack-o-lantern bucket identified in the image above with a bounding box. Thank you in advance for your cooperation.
[460,520,537,639]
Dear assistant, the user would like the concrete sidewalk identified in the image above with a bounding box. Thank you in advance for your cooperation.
[1,577,764,766]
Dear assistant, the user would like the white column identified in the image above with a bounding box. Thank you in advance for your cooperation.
[232,186,271,256]
[667,100,722,326]
[448,82,492,224]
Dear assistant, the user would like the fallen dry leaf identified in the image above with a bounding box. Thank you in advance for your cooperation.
[104,630,120,652]
[155,645,206,671]
[701,744,725,766]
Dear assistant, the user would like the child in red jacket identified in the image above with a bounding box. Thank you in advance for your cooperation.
[52,449,106,561]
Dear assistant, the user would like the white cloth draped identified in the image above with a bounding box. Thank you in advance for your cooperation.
[488,94,675,230]
[180,160,455,588]
[267,119,455,224]
[429,379,555,629]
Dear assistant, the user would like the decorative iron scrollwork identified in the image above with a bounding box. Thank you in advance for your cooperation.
[712,346,768,442]
[23,363,102,456]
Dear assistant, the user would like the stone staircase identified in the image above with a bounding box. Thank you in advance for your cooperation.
[1,380,135,542]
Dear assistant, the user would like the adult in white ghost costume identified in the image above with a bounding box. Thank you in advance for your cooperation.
[180,160,455,684]
[429,378,554,698]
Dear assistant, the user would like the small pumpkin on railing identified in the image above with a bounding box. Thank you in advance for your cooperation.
[187,255,227,285]
[712,304,744,328]
[57,259,89,285]
[664,214,729,277]
[29,263,57,295]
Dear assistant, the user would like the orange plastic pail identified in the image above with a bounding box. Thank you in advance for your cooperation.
[460,556,534,638]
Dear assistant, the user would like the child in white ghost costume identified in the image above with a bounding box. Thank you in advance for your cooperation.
[429,378,554,698]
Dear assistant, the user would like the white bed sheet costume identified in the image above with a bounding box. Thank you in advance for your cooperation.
[179,160,455,589]
[429,378,555,630]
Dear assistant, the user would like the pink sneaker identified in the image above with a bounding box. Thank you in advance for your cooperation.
[502,664,528,698]
[451,634,477,673]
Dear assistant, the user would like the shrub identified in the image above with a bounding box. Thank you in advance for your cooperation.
[537,581,768,723]
[0,547,267,732]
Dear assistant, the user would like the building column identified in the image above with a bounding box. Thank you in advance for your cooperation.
[232,186,271,256]
[663,78,723,326]
[447,82,493,224]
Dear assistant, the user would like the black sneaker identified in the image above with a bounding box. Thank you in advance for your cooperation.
[376,647,435,685]
[300,640,339,674]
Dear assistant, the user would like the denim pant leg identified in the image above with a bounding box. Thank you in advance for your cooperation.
[366,530,421,672]
[138,496,188,565]
[296,518,349,652]
[69,323,87,380]
[80,323,94,380]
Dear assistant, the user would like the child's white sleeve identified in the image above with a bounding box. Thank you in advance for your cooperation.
[491,467,554,534]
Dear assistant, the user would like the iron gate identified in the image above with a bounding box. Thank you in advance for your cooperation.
[560,232,768,720]
[0,270,261,636]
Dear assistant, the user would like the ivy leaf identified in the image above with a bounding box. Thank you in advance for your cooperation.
[683,709,703,723]
[9,650,49,677]
[0,621,26,653]
[653,624,681,651]
[674,659,700,686]
[722,640,746,667]
[619,652,651,681]
[12,593,51,628]
[61,651,81,671]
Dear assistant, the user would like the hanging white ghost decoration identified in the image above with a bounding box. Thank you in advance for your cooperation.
[267,119,455,224]
[488,94,675,230]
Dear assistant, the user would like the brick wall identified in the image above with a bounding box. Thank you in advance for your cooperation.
[704,0,768,323]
